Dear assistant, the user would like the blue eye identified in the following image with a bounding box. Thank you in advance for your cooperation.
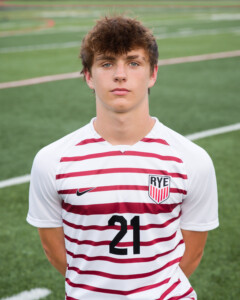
[102,63,112,68]
[130,62,139,67]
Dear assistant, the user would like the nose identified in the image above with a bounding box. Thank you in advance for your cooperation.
[113,63,127,82]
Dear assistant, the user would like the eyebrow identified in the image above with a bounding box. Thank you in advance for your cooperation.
[95,54,146,62]
[126,55,146,61]
[95,55,116,62]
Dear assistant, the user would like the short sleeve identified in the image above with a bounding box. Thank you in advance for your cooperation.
[180,149,219,231]
[26,147,63,228]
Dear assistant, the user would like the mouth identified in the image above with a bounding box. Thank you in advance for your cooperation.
[111,88,130,96]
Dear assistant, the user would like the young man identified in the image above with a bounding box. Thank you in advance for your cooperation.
[27,16,219,299]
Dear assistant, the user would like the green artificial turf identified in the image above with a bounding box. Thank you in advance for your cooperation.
[150,57,240,133]
[0,183,65,298]
[0,78,95,180]
[191,131,240,299]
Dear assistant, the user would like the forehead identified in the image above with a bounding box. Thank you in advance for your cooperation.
[94,48,149,62]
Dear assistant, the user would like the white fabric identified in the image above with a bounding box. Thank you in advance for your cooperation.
[160,125,219,231]
[27,118,218,300]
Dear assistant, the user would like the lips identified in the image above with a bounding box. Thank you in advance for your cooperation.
[111,88,130,96]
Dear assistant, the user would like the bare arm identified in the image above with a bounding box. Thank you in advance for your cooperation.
[38,227,67,276]
[180,229,208,278]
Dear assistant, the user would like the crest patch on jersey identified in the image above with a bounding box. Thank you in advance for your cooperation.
[148,175,171,204]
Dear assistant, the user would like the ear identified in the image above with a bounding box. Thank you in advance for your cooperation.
[148,65,158,89]
[85,70,95,90]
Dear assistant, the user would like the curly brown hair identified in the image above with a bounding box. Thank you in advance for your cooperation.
[80,16,158,77]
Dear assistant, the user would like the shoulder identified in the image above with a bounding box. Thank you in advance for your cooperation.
[155,122,218,231]
[32,122,93,173]
[158,122,214,175]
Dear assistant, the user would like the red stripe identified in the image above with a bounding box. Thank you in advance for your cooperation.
[125,150,183,162]
[66,239,184,263]
[163,187,167,199]
[171,187,187,195]
[153,187,156,202]
[76,137,169,147]
[63,210,181,231]
[68,257,181,280]
[61,150,121,162]
[58,185,187,195]
[76,137,105,146]
[155,186,158,200]
[62,201,181,215]
[56,167,187,180]
[157,188,160,203]
[157,279,181,300]
[157,187,159,200]
[59,185,147,194]
[124,231,178,246]
[60,150,183,163]
[65,234,109,246]
[168,287,195,300]
[59,185,148,194]
[141,137,169,145]
[66,277,170,296]
[64,231,177,247]
[159,188,162,202]
[66,297,78,300]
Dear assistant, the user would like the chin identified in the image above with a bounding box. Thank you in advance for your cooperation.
[111,107,130,114]
[109,100,131,113]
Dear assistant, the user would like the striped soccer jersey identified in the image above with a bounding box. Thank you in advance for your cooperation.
[27,118,219,300]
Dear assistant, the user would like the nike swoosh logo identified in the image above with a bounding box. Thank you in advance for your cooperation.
[76,188,95,196]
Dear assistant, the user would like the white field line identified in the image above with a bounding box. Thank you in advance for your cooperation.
[0,174,31,189]
[0,123,239,189]
[211,14,240,21]
[155,26,240,40]
[185,123,240,140]
[0,50,239,90]
[0,25,90,37]
[0,71,81,89]
[0,24,239,38]
[0,288,51,300]
[158,50,240,65]
[0,41,81,53]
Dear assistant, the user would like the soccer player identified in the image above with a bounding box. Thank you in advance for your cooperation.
[27,16,219,299]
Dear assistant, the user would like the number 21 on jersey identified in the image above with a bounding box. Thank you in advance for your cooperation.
[108,215,140,255]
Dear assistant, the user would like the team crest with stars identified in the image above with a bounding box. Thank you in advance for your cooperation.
[148,175,171,204]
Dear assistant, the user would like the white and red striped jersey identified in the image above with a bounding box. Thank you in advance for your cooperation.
[27,118,218,300]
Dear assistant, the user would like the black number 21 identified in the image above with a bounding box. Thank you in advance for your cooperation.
[108,215,140,255]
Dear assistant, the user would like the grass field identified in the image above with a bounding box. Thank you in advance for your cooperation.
[0,1,240,299]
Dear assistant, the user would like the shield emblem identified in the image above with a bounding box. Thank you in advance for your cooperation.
[148,175,171,204]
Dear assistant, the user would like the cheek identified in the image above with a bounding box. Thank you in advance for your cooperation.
[92,71,110,91]
[94,83,110,100]
[137,75,152,91]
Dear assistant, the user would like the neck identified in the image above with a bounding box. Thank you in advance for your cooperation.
[94,110,155,146]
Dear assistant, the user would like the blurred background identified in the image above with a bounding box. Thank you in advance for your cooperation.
[0,1,239,299]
